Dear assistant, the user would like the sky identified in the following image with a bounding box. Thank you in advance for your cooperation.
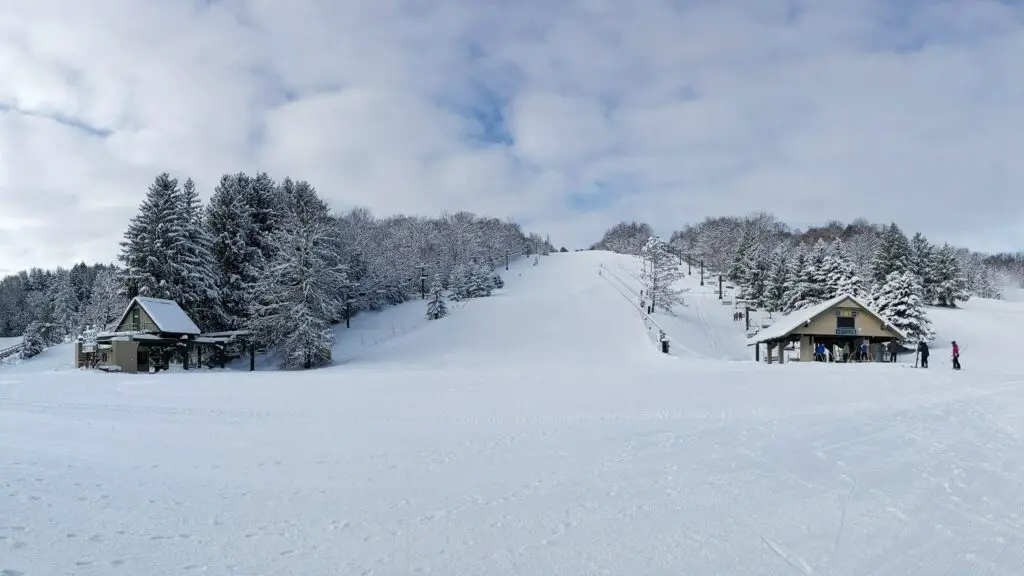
[2,0,1024,273]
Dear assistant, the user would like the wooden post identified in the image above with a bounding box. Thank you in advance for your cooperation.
[183,345,189,370]
[249,344,255,372]
[197,346,203,368]
[755,342,760,362]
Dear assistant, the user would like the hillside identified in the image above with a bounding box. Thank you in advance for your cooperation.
[4,250,1024,575]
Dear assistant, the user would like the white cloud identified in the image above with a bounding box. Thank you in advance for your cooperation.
[2,0,1024,271]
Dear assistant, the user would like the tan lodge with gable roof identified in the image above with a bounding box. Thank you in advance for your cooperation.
[746,293,908,364]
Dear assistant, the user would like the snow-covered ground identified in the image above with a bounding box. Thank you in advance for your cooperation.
[4,251,1024,575]
[0,335,22,349]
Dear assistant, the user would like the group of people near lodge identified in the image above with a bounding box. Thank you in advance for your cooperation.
[811,339,961,369]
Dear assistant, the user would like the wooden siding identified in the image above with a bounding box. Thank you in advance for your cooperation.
[116,302,159,333]
[791,299,900,339]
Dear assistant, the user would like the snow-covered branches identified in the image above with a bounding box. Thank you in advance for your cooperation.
[640,236,686,312]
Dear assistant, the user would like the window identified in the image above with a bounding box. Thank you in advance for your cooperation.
[836,315,855,335]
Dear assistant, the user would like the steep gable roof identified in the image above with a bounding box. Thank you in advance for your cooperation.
[746,293,907,345]
[115,296,201,335]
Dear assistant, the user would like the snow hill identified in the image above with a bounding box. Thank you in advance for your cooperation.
[4,250,1024,575]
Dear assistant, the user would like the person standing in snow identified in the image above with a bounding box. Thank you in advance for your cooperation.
[887,340,898,363]
[951,340,961,370]
[917,341,929,368]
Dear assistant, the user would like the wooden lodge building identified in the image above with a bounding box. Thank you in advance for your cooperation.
[746,294,908,363]
[75,296,254,373]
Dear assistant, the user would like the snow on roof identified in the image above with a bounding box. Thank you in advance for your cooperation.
[746,294,907,345]
[116,296,201,335]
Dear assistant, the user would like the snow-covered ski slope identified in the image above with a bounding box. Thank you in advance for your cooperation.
[4,251,1024,575]
[331,250,657,368]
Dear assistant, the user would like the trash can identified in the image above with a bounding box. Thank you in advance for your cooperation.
[661,339,670,354]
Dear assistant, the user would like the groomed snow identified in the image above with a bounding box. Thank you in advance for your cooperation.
[3,251,1024,575]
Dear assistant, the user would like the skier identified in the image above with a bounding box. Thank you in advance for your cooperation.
[917,341,929,368]
[951,340,961,370]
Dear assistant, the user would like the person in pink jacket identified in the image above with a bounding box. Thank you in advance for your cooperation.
[951,341,961,370]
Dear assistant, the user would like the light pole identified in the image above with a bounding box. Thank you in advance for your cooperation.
[700,259,704,286]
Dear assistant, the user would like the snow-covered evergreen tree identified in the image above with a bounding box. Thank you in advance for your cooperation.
[425,274,448,320]
[118,173,187,301]
[728,231,755,283]
[932,243,970,307]
[177,178,224,330]
[466,263,495,298]
[206,173,260,330]
[640,236,686,312]
[19,321,45,359]
[82,268,127,331]
[448,264,472,301]
[909,232,937,303]
[762,246,790,313]
[783,241,829,312]
[820,239,865,298]
[248,180,346,369]
[871,223,912,287]
[246,171,282,263]
[50,270,81,339]
[870,271,934,344]
[737,243,769,306]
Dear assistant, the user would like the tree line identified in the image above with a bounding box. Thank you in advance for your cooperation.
[592,214,1017,344]
[1,172,553,368]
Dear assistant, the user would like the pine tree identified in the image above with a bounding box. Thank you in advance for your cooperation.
[640,236,686,312]
[206,173,260,330]
[19,321,45,359]
[870,271,934,344]
[118,173,188,301]
[932,243,970,307]
[425,274,448,320]
[50,270,81,339]
[780,244,810,313]
[909,232,937,303]
[448,264,472,301]
[871,223,912,287]
[246,171,282,263]
[177,178,224,330]
[248,180,346,369]
[762,246,790,313]
[82,268,128,331]
[737,243,769,306]
[783,241,829,312]
[464,264,494,298]
[820,239,865,298]
[728,231,755,283]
